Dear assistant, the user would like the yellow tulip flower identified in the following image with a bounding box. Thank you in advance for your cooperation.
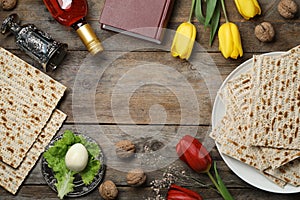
[218,22,243,59]
[171,22,196,60]
[234,0,261,20]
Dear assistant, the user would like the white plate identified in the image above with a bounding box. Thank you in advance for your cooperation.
[212,52,300,193]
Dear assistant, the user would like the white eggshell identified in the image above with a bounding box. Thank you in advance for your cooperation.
[65,143,89,172]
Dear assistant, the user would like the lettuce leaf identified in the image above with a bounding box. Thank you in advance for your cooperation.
[77,135,101,185]
[79,135,100,158]
[43,130,101,199]
[80,158,100,185]
[56,170,75,199]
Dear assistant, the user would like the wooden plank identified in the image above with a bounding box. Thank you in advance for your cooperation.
[4,49,298,125]
[167,0,300,23]
[1,0,300,52]
[2,183,300,199]
[25,159,235,186]
[0,0,300,199]
[54,51,229,124]
[2,186,300,200]
[1,0,299,22]
[1,20,299,53]
[21,124,228,185]
[1,124,300,199]
[0,50,260,125]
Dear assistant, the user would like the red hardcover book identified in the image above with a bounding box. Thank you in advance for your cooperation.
[99,0,175,44]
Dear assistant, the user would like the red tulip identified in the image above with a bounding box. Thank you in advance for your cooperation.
[167,184,203,200]
[176,135,212,173]
[176,135,234,200]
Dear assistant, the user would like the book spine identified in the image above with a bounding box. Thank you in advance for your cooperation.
[155,0,175,41]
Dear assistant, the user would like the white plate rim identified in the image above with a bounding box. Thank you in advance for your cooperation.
[212,51,300,194]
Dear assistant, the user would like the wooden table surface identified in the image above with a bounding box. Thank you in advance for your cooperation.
[1,0,300,199]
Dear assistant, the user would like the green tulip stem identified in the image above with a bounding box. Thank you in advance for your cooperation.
[207,171,222,195]
[220,0,229,23]
[207,170,233,200]
[188,0,196,22]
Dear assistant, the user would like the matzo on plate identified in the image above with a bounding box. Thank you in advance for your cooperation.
[211,45,300,187]
[249,48,300,150]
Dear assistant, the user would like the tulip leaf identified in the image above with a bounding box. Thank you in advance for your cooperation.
[195,0,205,24]
[209,0,220,46]
[213,162,235,200]
[204,0,217,27]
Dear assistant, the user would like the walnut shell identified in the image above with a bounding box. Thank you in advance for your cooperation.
[99,180,118,200]
[278,0,298,19]
[254,22,275,42]
[1,0,17,10]
[115,140,135,159]
[126,168,147,187]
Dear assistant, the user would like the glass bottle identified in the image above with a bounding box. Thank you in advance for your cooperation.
[43,0,103,55]
[1,13,68,71]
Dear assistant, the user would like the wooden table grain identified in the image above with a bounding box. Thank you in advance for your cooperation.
[1,0,300,199]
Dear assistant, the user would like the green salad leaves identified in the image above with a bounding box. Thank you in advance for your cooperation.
[43,130,101,199]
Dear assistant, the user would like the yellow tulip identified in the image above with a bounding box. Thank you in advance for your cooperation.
[171,22,196,60]
[234,0,261,20]
[218,22,243,59]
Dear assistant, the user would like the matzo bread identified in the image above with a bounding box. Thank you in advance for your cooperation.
[225,67,300,169]
[213,72,270,171]
[265,158,300,187]
[263,172,287,188]
[261,147,300,169]
[213,69,300,170]
[213,114,287,186]
[249,49,300,150]
[0,109,66,194]
[0,47,66,168]
[210,46,300,187]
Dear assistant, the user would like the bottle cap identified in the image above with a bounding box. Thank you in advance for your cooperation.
[76,24,103,55]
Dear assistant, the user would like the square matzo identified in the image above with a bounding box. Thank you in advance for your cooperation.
[249,49,300,150]
[0,48,66,168]
[0,109,66,194]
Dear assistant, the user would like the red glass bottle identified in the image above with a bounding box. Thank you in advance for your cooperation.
[43,0,103,55]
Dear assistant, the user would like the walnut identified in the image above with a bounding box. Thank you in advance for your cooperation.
[278,0,298,19]
[126,168,147,186]
[99,180,118,200]
[254,22,275,42]
[115,140,135,159]
[1,0,17,10]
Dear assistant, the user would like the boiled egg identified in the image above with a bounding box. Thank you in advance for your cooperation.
[65,143,89,172]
